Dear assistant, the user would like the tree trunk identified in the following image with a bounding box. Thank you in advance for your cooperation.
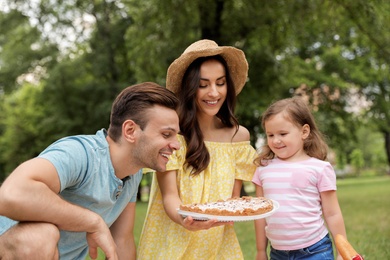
[198,0,224,42]
[384,131,390,174]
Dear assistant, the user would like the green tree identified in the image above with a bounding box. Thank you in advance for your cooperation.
[0,8,58,93]
[350,148,364,175]
[1,0,390,179]
[0,83,49,177]
[0,0,137,178]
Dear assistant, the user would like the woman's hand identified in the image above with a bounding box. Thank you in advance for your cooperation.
[181,216,233,231]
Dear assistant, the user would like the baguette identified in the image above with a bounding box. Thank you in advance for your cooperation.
[335,234,364,260]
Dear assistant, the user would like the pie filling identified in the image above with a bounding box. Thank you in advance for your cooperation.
[179,196,274,216]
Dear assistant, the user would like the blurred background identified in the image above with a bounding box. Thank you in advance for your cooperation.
[2,1,389,258]
[0,0,389,184]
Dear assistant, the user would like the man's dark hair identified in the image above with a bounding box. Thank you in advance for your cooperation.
[108,82,178,141]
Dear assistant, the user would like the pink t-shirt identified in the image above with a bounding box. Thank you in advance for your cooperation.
[252,157,336,250]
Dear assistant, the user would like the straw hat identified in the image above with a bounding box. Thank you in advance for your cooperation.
[166,39,248,95]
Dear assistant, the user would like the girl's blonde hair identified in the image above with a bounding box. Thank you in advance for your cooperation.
[254,97,328,166]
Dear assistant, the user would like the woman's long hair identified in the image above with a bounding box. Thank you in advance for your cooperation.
[177,55,239,175]
[254,97,328,166]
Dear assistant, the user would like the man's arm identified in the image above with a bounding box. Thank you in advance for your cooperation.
[0,157,118,259]
[109,202,136,260]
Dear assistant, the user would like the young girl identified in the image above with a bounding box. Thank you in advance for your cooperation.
[138,39,257,259]
[252,97,346,260]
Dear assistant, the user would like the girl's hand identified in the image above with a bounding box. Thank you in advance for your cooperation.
[335,234,363,260]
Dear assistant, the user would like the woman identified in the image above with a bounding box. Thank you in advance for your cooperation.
[138,39,257,259]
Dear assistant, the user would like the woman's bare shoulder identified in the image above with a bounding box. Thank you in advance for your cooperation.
[231,125,251,142]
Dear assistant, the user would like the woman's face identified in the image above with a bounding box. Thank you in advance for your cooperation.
[196,59,227,117]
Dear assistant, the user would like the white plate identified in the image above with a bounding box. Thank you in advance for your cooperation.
[177,199,279,222]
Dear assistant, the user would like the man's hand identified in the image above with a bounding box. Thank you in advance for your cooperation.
[181,216,233,231]
[86,224,118,260]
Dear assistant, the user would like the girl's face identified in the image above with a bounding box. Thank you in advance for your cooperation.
[264,112,310,162]
[196,59,227,117]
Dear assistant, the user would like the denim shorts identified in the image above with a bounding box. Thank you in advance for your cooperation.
[270,234,334,260]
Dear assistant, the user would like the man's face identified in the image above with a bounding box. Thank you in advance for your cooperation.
[133,105,180,172]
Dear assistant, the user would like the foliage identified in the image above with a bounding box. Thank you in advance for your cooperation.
[350,149,364,175]
[1,0,390,179]
[124,0,200,85]
[0,8,58,93]
[0,83,49,177]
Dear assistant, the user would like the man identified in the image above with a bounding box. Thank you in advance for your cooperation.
[0,82,180,260]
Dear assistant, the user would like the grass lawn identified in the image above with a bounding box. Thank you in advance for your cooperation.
[88,175,390,259]
[335,176,390,259]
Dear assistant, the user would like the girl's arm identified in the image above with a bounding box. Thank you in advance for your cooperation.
[156,170,227,231]
[321,190,346,260]
[254,186,268,260]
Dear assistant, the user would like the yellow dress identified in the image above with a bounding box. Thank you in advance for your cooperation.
[138,135,257,260]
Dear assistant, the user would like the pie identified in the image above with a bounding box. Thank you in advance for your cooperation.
[179,196,274,216]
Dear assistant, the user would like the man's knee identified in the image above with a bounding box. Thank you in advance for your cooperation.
[0,222,60,259]
[32,222,60,242]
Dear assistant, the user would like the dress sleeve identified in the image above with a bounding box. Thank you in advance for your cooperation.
[235,143,257,181]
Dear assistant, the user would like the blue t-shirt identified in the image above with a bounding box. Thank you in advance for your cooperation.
[0,129,143,259]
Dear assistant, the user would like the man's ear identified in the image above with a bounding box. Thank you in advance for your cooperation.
[302,124,310,139]
[122,120,137,143]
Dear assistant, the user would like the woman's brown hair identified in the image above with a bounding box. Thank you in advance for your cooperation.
[178,55,239,175]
